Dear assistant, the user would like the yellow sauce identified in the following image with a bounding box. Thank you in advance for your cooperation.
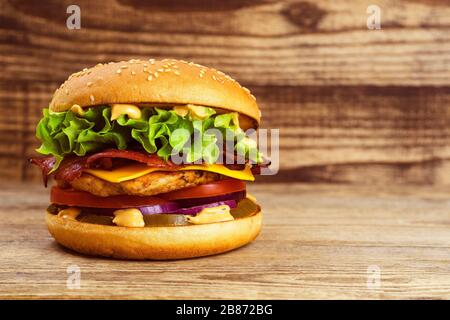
[112,208,145,227]
[110,104,142,121]
[187,205,234,225]
[173,104,214,120]
[232,112,240,128]
[173,105,189,117]
[70,104,85,116]
[57,207,81,220]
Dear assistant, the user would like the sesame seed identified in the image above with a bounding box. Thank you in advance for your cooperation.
[87,82,93,87]
[65,89,69,95]
[90,95,95,103]
[83,68,88,71]
[121,65,128,69]
[174,70,180,75]
[154,72,159,78]
[157,68,164,73]
[147,75,153,81]
[116,69,122,74]
[131,71,136,75]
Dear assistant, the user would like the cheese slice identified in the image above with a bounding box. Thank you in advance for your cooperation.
[85,163,255,183]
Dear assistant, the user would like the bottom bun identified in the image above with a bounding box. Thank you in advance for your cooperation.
[45,209,262,260]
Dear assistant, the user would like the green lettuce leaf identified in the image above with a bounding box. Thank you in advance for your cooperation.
[35,105,262,171]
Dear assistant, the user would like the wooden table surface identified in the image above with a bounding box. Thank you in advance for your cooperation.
[1,182,449,299]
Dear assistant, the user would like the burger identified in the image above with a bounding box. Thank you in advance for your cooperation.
[30,58,268,260]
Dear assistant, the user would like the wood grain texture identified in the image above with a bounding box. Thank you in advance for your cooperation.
[1,0,450,184]
[2,0,450,86]
[0,182,449,299]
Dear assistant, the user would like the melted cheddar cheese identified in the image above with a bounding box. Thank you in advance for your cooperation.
[85,163,254,183]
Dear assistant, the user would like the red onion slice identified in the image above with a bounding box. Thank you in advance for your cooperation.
[80,199,238,216]
[138,202,179,215]
[174,191,246,208]
[172,200,237,216]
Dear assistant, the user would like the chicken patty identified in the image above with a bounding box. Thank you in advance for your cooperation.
[69,170,220,197]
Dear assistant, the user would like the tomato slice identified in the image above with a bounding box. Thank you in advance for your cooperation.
[50,187,169,208]
[50,179,246,208]
[159,179,246,200]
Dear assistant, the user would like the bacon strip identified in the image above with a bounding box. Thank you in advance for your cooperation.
[29,149,270,187]
[85,149,179,168]
[54,157,90,182]
[29,149,181,186]
[29,156,55,187]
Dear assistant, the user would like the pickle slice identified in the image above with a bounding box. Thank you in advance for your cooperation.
[77,212,189,227]
[47,204,67,215]
[78,214,115,226]
[73,198,259,227]
[143,214,188,226]
[230,198,259,219]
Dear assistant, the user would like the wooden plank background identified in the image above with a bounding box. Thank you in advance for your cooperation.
[1,0,450,184]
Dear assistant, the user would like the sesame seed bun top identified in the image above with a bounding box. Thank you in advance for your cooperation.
[49,58,261,127]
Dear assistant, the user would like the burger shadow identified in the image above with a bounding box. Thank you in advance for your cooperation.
[51,242,111,262]
[50,241,248,262]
